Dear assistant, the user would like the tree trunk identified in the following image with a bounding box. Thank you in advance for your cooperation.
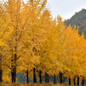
[33,68,36,83]
[11,53,17,82]
[26,70,29,83]
[0,69,2,83]
[59,72,62,84]
[11,67,16,82]
[0,53,2,83]
[45,72,49,83]
[54,74,56,84]
[48,74,49,82]
[74,76,76,85]
[77,76,79,85]
[69,77,71,85]
[39,70,42,83]
[82,78,85,85]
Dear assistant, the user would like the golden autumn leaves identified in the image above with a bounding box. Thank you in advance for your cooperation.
[0,0,86,83]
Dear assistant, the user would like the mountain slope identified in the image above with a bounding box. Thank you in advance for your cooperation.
[65,9,86,38]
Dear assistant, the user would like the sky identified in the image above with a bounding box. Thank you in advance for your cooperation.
[1,0,86,20]
[47,0,86,20]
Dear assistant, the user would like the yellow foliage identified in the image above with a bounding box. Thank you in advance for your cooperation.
[0,0,86,82]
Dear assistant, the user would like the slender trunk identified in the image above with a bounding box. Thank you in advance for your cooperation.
[0,69,2,83]
[26,70,29,83]
[69,77,71,85]
[59,72,62,84]
[77,76,79,85]
[74,76,76,85]
[48,74,49,82]
[45,72,49,83]
[11,67,16,82]
[39,70,42,83]
[54,74,56,84]
[11,53,17,82]
[0,53,2,83]
[33,68,36,83]
[82,78,85,85]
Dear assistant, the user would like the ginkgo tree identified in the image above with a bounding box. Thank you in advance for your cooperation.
[0,0,86,85]
[0,1,13,82]
[0,0,47,83]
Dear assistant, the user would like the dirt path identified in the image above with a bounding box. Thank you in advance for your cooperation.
[0,83,68,86]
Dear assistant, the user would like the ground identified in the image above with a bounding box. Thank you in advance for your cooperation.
[0,83,69,86]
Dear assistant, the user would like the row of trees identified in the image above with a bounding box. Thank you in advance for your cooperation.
[0,0,86,85]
